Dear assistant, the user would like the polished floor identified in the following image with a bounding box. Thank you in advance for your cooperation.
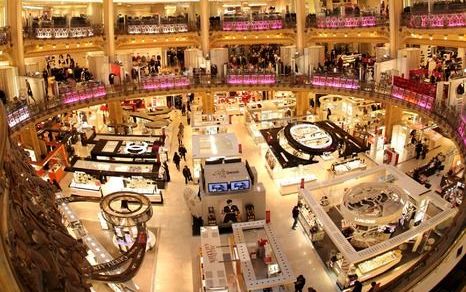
[64,107,456,292]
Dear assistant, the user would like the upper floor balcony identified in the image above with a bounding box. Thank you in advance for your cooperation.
[115,15,196,35]
[307,12,388,29]
[210,13,295,32]
[24,16,103,39]
[402,1,466,28]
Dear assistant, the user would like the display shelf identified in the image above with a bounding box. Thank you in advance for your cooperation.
[331,158,367,175]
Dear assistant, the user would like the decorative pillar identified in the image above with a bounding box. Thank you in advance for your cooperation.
[19,126,46,161]
[8,0,25,75]
[200,0,210,57]
[384,104,403,141]
[108,101,124,125]
[103,0,116,61]
[295,0,306,54]
[295,91,309,116]
[389,0,402,58]
[201,92,214,114]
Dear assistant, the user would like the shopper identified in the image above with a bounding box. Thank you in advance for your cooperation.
[421,140,429,160]
[182,165,192,184]
[179,144,187,161]
[352,281,362,292]
[415,141,423,160]
[294,275,306,292]
[177,130,183,145]
[292,205,300,230]
[368,281,380,292]
[173,152,181,171]
[163,161,170,182]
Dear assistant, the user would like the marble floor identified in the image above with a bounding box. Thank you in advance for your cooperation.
[63,108,458,292]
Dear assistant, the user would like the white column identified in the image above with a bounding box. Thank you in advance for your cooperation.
[103,0,115,61]
[200,0,210,57]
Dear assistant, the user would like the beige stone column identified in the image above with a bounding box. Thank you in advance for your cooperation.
[384,104,403,140]
[19,126,46,160]
[103,0,115,61]
[8,0,25,75]
[201,92,214,114]
[295,0,306,54]
[108,101,124,124]
[295,91,309,116]
[200,0,210,57]
[389,0,402,58]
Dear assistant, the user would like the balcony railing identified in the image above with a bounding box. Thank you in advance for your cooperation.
[115,15,196,35]
[404,11,466,28]
[211,13,296,31]
[312,14,388,28]
[24,24,104,39]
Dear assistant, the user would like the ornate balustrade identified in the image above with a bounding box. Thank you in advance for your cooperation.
[25,24,104,39]
[315,15,387,28]
[407,12,466,28]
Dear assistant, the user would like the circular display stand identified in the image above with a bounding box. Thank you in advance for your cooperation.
[100,191,153,226]
[289,123,333,149]
[340,182,408,227]
[147,107,171,116]
[112,229,156,251]
[279,122,339,157]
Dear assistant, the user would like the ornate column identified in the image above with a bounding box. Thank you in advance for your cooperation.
[7,0,25,75]
[201,91,214,114]
[103,0,116,61]
[200,0,210,57]
[384,104,403,141]
[389,0,402,58]
[295,91,309,116]
[108,101,124,125]
[295,0,306,54]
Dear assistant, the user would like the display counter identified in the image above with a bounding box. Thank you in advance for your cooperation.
[199,226,229,292]
[191,111,229,135]
[354,250,402,282]
[298,205,325,242]
[121,177,163,203]
[70,171,101,191]
[331,157,367,175]
[231,221,295,290]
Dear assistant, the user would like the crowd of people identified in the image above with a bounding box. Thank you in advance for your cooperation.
[228,45,281,73]
[43,54,93,83]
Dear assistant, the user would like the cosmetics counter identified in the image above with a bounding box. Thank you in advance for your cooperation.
[319,95,384,135]
[68,171,163,203]
[191,111,229,135]
[299,165,457,289]
[199,160,266,229]
[199,221,295,292]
